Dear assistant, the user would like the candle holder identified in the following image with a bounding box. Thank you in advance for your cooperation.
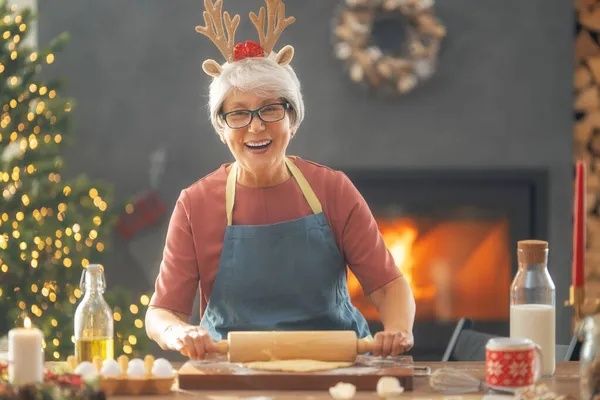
[565,285,600,339]
[565,285,585,334]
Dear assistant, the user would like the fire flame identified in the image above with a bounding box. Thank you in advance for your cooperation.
[348,218,510,322]
[24,316,31,328]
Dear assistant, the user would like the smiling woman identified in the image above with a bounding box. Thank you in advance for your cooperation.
[144,0,416,362]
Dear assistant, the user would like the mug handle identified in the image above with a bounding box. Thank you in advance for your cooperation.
[532,344,544,383]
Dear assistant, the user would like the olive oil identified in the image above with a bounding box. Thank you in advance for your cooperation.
[74,264,114,362]
[75,337,114,362]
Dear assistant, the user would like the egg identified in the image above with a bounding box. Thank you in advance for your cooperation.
[151,358,174,378]
[376,377,404,398]
[74,361,98,378]
[127,358,146,378]
[100,359,123,378]
[329,382,356,400]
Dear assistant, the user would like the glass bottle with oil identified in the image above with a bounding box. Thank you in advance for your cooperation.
[74,264,114,362]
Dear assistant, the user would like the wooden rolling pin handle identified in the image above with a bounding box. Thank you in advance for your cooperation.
[357,338,376,354]
[216,339,229,354]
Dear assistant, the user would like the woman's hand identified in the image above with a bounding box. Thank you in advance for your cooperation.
[164,324,218,360]
[371,330,414,358]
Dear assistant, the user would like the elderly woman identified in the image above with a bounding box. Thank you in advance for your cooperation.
[145,0,415,361]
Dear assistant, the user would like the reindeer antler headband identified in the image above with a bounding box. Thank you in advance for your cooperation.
[195,0,296,78]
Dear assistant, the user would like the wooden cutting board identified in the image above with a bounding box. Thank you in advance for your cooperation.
[178,355,418,391]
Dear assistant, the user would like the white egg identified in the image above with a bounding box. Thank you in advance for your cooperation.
[329,382,356,400]
[376,377,404,398]
[151,358,174,378]
[127,358,146,378]
[100,359,122,378]
[74,361,98,378]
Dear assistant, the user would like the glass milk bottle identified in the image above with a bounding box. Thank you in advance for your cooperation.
[510,240,556,376]
[74,264,114,362]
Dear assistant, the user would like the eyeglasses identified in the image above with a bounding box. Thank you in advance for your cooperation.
[220,102,291,129]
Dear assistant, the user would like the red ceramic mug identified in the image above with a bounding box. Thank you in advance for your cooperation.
[485,338,543,392]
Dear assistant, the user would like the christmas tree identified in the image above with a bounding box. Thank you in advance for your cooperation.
[0,2,153,360]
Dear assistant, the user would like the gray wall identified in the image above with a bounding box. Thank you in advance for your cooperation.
[39,1,574,343]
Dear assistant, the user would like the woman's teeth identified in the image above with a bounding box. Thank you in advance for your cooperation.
[245,140,272,150]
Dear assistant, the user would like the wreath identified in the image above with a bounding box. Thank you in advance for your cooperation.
[332,0,446,95]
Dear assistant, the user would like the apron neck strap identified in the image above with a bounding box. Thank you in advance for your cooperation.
[226,157,323,226]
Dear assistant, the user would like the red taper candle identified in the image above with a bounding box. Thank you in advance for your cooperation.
[573,160,586,288]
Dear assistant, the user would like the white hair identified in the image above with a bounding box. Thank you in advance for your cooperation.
[208,56,305,135]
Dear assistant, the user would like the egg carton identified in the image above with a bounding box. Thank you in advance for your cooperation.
[67,354,176,396]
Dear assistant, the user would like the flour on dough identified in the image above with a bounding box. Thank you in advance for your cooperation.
[242,359,353,372]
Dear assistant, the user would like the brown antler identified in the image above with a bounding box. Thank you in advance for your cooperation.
[195,0,240,63]
[249,0,296,54]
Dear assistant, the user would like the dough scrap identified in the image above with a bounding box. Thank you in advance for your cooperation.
[242,359,353,372]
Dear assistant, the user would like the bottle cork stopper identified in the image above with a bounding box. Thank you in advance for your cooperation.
[92,355,103,372]
[518,240,548,264]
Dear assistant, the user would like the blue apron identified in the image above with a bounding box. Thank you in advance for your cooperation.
[199,157,371,341]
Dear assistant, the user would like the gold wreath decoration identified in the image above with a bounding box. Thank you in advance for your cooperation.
[332,0,446,95]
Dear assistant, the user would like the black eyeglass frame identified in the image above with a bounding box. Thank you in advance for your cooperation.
[220,102,291,129]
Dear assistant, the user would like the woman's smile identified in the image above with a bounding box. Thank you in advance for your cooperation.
[245,139,273,153]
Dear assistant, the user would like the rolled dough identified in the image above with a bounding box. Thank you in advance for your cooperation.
[242,359,353,372]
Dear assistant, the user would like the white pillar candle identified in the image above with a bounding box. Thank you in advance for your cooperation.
[8,317,44,385]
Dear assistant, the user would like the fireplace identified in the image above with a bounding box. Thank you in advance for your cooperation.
[341,167,548,360]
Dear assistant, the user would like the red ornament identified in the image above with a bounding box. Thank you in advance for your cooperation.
[117,190,167,240]
[44,370,57,381]
[233,40,265,61]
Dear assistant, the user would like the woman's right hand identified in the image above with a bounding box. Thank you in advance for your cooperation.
[164,324,218,360]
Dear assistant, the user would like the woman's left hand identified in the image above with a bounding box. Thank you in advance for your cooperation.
[371,330,414,358]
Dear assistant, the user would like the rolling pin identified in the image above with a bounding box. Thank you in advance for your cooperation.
[182,331,376,363]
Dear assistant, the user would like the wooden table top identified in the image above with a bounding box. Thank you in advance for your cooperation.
[109,361,581,399]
